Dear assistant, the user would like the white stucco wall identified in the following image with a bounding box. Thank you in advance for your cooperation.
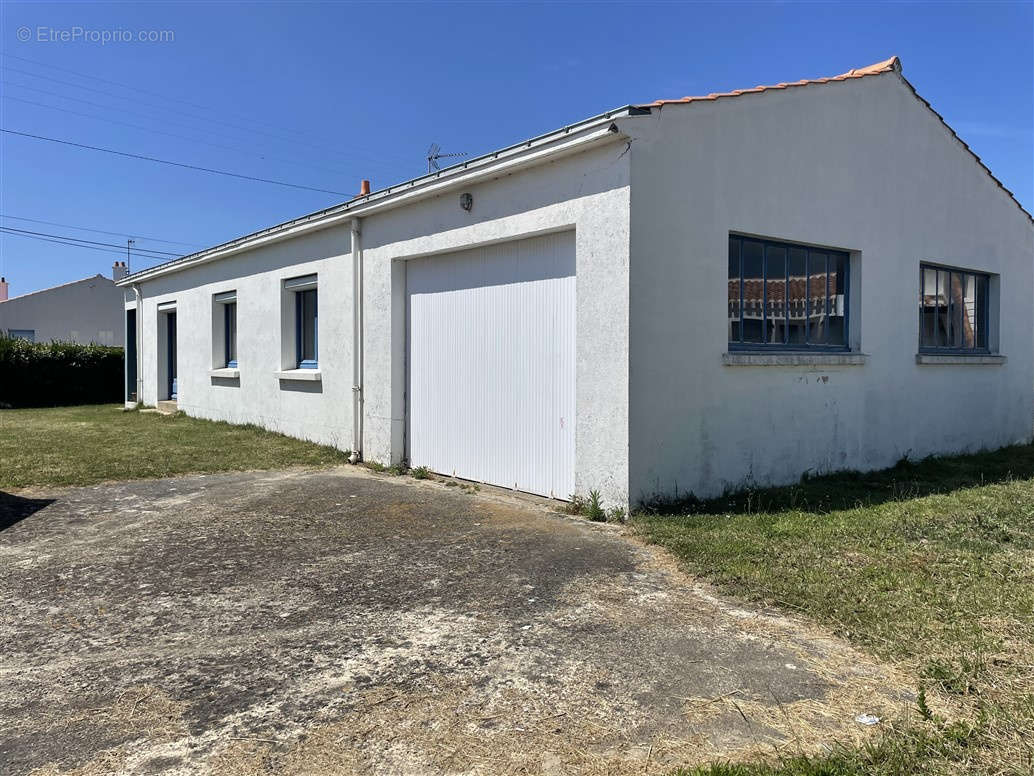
[129,228,354,450]
[128,140,632,504]
[0,275,124,345]
[626,72,1034,502]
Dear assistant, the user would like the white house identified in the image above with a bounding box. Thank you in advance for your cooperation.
[117,57,1034,508]
[0,264,127,346]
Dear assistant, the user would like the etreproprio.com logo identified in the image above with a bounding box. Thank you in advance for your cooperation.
[17,26,175,44]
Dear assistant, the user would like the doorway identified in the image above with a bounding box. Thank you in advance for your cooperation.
[166,311,177,400]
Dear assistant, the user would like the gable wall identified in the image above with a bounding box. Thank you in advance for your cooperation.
[0,276,124,346]
[626,73,1033,502]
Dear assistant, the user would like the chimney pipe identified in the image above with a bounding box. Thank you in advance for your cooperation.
[112,261,129,282]
[359,179,371,196]
[0,277,7,302]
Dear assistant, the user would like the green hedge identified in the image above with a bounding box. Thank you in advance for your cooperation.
[0,337,124,408]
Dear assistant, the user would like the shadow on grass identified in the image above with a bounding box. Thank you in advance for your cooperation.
[0,492,55,532]
[638,443,1034,516]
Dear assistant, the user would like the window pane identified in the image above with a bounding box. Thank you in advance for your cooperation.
[936,270,949,345]
[975,275,988,349]
[947,272,963,348]
[728,237,741,342]
[226,303,237,365]
[765,244,787,344]
[957,273,977,348]
[828,254,847,346]
[920,267,937,347]
[807,252,828,344]
[741,240,764,343]
[787,247,808,345]
[300,289,318,363]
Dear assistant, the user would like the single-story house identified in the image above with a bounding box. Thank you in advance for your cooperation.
[117,57,1034,508]
[1,264,127,346]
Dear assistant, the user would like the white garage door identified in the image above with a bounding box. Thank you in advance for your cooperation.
[407,231,576,499]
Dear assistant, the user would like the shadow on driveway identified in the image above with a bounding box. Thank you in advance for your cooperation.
[0,492,54,532]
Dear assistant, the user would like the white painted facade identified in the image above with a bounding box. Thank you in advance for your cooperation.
[120,62,1033,508]
[0,274,124,346]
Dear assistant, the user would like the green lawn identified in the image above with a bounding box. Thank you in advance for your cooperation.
[637,447,1034,775]
[0,404,350,490]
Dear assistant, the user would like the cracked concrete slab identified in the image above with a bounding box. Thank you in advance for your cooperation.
[0,467,910,775]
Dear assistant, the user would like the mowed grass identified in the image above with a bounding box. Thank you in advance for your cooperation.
[0,404,350,490]
[636,447,1034,775]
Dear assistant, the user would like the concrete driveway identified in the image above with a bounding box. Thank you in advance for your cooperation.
[1,468,908,775]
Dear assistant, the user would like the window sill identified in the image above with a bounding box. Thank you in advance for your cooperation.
[209,368,240,379]
[275,369,322,382]
[723,352,868,367]
[916,354,1006,366]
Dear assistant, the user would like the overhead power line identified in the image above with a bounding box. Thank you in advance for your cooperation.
[1,85,365,179]
[0,214,203,248]
[0,50,394,158]
[1,128,353,196]
[0,226,181,256]
[0,228,176,261]
[1,62,405,168]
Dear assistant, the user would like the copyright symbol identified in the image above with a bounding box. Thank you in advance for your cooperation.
[17,26,31,42]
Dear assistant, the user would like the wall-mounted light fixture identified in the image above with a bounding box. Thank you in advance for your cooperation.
[460,192,473,212]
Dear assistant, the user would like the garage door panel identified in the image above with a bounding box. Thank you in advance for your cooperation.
[407,232,575,498]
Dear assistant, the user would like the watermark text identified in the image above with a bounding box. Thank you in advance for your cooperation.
[17,25,175,45]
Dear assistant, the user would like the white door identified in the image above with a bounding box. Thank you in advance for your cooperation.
[407,232,576,499]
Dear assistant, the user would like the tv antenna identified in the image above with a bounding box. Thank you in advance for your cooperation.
[426,143,467,173]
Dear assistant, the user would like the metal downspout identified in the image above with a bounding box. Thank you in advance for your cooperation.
[350,218,363,462]
[132,284,143,405]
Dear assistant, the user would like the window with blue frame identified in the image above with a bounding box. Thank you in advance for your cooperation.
[728,235,850,350]
[213,290,237,369]
[296,288,318,368]
[224,301,237,367]
[919,264,989,352]
[7,329,35,342]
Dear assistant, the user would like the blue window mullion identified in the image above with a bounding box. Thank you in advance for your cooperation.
[738,238,744,344]
[762,249,768,344]
[784,249,790,345]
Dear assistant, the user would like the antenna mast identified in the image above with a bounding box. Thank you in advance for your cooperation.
[426,143,467,173]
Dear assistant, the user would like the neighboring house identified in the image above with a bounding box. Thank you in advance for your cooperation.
[116,57,1034,508]
[0,264,128,347]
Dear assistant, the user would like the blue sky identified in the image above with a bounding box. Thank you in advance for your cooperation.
[1,1,1031,295]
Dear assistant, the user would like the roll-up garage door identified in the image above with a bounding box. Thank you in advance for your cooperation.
[406,231,575,498]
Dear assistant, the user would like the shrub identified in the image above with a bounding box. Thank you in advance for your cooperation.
[0,336,124,408]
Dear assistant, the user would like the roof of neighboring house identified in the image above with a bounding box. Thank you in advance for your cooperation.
[641,56,1031,224]
[0,273,113,304]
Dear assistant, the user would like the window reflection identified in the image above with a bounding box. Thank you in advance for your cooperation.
[918,264,988,352]
[728,236,849,349]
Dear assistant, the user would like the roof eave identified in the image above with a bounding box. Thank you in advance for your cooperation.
[117,107,638,287]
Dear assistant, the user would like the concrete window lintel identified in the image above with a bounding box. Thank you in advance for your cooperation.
[275,369,322,382]
[722,352,869,367]
[915,354,1006,366]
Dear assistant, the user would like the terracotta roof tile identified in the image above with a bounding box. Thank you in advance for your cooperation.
[640,56,1032,223]
[641,56,900,108]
